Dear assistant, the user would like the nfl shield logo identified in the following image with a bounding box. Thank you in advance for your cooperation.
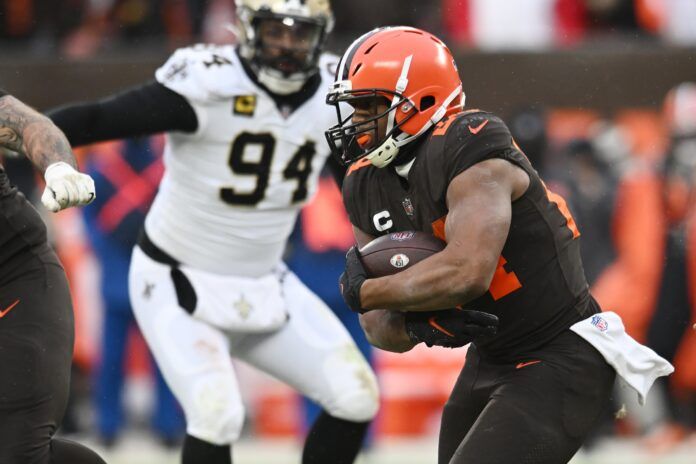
[591,315,609,332]
[402,197,414,216]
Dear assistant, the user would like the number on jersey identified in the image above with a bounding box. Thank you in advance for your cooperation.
[220,132,317,206]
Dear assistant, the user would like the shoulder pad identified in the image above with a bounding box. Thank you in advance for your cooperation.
[433,110,496,137]
[155,44,242,102]
[433,110,512,149]
[422,110,515,186]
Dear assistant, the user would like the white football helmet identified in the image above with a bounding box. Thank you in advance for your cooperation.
[235,0,334,95]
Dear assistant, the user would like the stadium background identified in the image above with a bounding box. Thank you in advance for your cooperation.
[1,0,696,463]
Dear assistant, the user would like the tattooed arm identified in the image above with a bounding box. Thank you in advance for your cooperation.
[0,94,95,211]
[0,94,77,172]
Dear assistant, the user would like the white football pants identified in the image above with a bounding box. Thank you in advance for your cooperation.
[129,246,379,445]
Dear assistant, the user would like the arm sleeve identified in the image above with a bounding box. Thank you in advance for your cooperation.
[47,80,198,147]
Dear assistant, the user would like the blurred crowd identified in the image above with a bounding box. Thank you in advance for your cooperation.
[1,0,696,58]
[507,82,696,452]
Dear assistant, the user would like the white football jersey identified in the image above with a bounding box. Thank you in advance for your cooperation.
[148,44,338,277]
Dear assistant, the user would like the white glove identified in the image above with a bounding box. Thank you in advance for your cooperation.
[41,162,96,212]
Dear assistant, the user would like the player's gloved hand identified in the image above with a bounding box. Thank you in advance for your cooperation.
[340,246,368,313]
[41,162,96,212]
[404,308,499,348]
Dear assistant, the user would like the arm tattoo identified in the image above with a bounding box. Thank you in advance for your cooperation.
[0,95,76,172]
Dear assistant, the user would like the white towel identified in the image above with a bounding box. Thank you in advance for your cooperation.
[570,311,674,405]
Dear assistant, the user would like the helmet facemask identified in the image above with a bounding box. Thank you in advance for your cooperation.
[325,88,416,167]
[237,5,330,95]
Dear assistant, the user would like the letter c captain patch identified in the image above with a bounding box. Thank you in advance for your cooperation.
[234,95,257,116]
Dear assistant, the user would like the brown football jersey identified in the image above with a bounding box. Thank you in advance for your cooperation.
[0,89,51,280]
[342,110,599,360]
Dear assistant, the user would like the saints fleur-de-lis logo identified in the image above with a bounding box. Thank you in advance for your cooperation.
[234,295,253,320]
[143,282,155,300]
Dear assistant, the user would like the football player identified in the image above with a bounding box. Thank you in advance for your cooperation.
[48,1,379,464]
[331,27,673,464]
[0,91,104,463]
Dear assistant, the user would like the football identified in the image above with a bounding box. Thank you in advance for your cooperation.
[358,231,446,277]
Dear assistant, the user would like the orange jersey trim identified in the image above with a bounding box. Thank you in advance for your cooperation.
[346,157,372,176]
[431,216,522,301]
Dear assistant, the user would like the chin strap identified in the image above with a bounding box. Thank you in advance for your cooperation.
[367,84,463,168]
[367,55,414,169]
[258,67,308,95]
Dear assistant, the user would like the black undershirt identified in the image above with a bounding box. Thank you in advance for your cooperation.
[47,81,198,147]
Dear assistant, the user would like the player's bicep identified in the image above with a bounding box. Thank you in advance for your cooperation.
[353,225,375,249]
[443,159,516,288]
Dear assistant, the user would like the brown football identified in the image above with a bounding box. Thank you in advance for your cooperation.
[358,231,446,277]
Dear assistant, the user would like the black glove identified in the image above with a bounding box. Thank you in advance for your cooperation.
[339,246,368,313]
[404,308,499,348]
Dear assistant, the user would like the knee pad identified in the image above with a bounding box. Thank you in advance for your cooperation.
[185,373,245,445]
[324,367,380,422]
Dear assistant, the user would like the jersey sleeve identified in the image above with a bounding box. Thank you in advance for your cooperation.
[155,44,238,103]
[432,112,517,187]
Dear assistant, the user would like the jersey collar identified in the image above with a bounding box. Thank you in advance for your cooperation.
[394,158,415,178]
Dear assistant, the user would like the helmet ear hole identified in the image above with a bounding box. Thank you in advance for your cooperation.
[420,95,435,111]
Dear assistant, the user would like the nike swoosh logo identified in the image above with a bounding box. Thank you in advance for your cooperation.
[468,120,489,134]
[0,299,20,318]
[428,317,455,337]
[515,360,541,369]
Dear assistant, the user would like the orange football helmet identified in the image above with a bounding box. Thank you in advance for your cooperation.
[326,26,464,167]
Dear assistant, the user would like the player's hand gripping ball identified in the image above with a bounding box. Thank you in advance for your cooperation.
[340,231,447,312]
[340,231,498,347]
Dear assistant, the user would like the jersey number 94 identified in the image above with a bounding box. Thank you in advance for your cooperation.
[220,132,316,206]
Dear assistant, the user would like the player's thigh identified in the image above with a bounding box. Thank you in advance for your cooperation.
[231,270,379,421]
[129,247,244,443]
[0,408,52,464]
[449,335,615,464]
[438,346,486,464]
[0,261,73,464]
